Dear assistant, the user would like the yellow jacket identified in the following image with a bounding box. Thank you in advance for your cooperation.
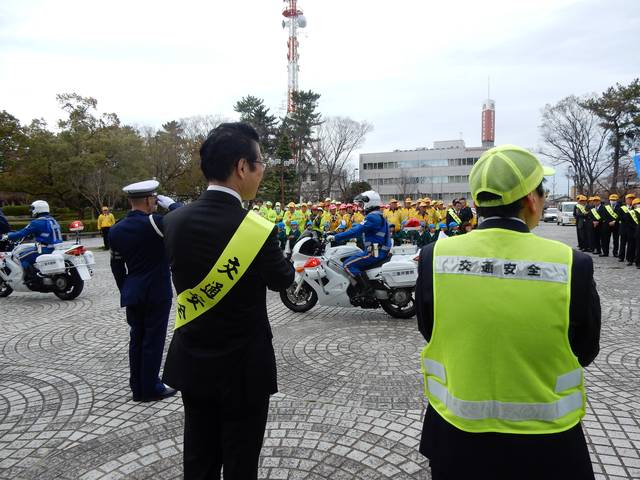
[97,213,116,229]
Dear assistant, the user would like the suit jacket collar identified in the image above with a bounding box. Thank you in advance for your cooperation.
[199,189,246,209]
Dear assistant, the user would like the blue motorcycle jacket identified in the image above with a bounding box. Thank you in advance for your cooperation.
[8,214,63,246]
[333,209,392,252]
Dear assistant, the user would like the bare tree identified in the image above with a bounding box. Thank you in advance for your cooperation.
[397,168,417,199]
[316,116,372,199]
[539,95,609,195]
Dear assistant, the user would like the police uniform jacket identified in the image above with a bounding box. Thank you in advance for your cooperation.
[416,217,601,476]
[109,205,180,307]
[0,208,9,235]
[161,189,294,402]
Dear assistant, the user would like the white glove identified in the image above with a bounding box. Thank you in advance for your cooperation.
[326,235,335,243]
[156,195,175,209]
[0,234,8,241]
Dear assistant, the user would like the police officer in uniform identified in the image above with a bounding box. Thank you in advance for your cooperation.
[326,190,392,301]
[109,180,180,402]
[416,145,600,479]
[161,123,293,479]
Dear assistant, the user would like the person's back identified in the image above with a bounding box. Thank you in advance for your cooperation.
[161,122,293,480]
[416,145,600,480]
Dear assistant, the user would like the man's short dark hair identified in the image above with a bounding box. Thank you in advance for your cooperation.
[200,122,260,182]
[476,181,545,218]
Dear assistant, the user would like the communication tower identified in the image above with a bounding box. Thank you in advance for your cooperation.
[282,0,307,113]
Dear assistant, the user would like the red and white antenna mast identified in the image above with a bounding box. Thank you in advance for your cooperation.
[282,0,307,113]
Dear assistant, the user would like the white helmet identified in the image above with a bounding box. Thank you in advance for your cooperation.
[30,200,50,217]
[354,190,381,213]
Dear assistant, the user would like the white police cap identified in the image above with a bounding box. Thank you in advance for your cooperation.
[123,180,159,198]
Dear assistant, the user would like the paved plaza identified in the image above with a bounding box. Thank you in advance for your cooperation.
[0,224,639,479]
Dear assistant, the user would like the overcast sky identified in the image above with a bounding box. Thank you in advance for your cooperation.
[1,0,638,194]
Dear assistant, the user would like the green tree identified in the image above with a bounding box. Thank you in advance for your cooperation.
[234,95,279,157]
[582,79,640,191]
[342,180,372,203]
[0,111,27,174]
[259,132,298,204]
[282,90,322,199]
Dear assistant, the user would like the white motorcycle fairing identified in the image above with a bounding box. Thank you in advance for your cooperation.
[290,237,418,308]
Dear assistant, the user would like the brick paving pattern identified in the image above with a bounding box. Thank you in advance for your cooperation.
[0,224,638,479]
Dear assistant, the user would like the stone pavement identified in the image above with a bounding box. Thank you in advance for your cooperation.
[0,224,639,479]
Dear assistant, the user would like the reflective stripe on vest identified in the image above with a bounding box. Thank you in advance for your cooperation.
[447,209,462,225]
[424,359,583,421]
[174,211,274,329]
[423,229,584,434]
[590,208,601,220]
[576,204,587,214]
[605,205,618,220]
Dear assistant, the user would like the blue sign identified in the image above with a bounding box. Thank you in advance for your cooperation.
[634,154,640,181]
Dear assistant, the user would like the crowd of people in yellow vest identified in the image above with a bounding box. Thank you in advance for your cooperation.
[573,192,640,268]
[251,196,477,251]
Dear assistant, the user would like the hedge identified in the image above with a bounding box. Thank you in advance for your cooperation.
[8,219,99,233]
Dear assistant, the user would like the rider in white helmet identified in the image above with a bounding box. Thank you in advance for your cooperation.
[2,200,63,281]
[326,190,392,298]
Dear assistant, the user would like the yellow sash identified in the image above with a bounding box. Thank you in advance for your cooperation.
[174,211,274,329]
[447,208,462,225]
[590,208,601,221]
[605,205,618,220]
[576,204,587,214]
[630,210,639,225]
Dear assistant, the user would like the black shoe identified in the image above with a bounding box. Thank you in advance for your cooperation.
[133,386,177,402]
[613,251,618,257]
[599,254,608,257]
[627,262,634,266]
[618,258,625,262]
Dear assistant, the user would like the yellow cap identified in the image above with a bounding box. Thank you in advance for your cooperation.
[593,196,601,202]
[287,202,296,208]
[609,194,619,201]
[470,144,555,207]
[389,198,398,203]
[625,193,636,199]
[632,198,640,205]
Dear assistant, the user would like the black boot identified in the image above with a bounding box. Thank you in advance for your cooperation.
[355,272,373,297]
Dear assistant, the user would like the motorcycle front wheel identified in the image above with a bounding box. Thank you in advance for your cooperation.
[53,263,84,300]
[280,281,318,313]
[380,288,416,319]
[0,280,13,297]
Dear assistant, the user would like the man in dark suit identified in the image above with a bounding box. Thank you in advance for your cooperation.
[109,180,180,403]
[162,123,294,480]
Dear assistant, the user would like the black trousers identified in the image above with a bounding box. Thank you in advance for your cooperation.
[182,393,270,480]
[600,223,612,255]
[101,227,111,249]
[611,224,619,255]
[125,301,171,398]
[576,224,585,249]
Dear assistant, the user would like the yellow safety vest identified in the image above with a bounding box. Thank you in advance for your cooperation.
[590,208,601,221]
[174,211,274,329]
[422,228,584,434]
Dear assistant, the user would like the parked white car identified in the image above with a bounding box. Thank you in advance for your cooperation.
[558,202,578,226]
[543,207,559,223]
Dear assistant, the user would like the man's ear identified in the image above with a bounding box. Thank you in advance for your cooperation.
[236,158,247,180]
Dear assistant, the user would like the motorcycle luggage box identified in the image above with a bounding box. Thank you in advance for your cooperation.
[380,260,417,287]
[35,254,66,275]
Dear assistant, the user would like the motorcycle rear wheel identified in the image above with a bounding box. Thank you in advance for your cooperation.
[380,289,416,319]
[53,264,84,300]
[280,282,318,313]
[0,281,13,297]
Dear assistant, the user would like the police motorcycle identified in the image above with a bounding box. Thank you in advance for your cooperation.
[280,194,418,319]
[0,215,95,300]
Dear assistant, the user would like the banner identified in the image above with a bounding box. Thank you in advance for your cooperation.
[634,153,640,181]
